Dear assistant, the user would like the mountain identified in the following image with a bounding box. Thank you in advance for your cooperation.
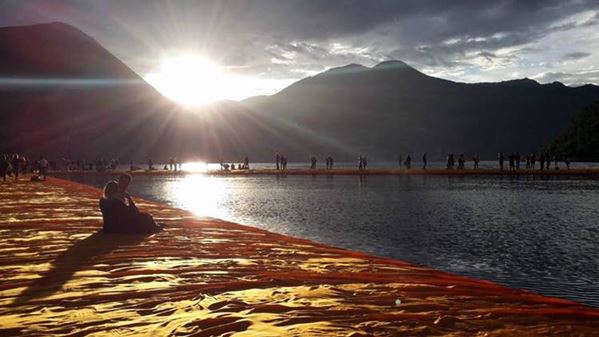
[241,60,599,160]
[0,22,305,163]
[544,102,599,161]
[2,22,599,163]
[0,22,193,161]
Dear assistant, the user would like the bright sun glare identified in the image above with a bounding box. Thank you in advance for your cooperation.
[146,55,224,106]
[146,54,263,106]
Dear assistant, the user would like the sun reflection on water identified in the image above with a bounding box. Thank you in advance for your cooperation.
[167,174,229,219]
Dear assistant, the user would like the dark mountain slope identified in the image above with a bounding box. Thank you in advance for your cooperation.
[0,22,189,160]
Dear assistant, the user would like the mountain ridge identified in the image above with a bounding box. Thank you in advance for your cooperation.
[1,22,599,162]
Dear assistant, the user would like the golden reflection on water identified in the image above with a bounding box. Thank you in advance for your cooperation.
[167,174,230,219]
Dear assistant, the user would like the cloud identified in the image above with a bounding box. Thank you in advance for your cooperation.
[0,0,598,93]
[532,69,599,86]
[561,51,592,61]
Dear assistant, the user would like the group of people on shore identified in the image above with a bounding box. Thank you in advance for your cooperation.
[220,156,250,171]
[293,151,572,171]
[498,152,570,171]
[275,154,288,170]
[0,153,49,181]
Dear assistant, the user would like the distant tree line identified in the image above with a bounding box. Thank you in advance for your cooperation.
[544,102,599,161]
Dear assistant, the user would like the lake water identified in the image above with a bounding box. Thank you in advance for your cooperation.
[69,172,599,307]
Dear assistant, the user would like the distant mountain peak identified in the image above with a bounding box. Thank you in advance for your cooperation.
[503,78,540,86]
[323,63,367,75]
[373,60,413,69]
[0,21,138,79]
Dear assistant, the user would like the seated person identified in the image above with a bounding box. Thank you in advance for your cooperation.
[114,174,132,205]
[99,181,163,234]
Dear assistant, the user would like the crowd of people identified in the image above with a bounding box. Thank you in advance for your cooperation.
[0,153,51,181]
[281,152,572,171]
[219,156,250,171]
[0,151,577,179]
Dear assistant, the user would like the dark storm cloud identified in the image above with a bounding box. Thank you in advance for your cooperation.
[561,51,592,61]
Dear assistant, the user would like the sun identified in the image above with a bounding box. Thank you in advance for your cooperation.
[146,54,234,106]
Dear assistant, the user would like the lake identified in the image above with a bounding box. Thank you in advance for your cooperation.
[69,171,599,307]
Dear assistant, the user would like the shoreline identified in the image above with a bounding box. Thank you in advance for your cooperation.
[1,177,598,335]
[46,167,599,177]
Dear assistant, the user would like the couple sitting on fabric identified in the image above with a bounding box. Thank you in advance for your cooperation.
[99,174,164,234]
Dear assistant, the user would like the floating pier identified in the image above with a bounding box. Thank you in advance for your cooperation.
[0,177,598,336]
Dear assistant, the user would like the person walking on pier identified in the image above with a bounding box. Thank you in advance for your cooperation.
[498,152,504,171]
[564,157,571,169]
[363,157,368,169]
[447,153,455,169]
[539,153,545,170]
[508,153,514,171]
[515,153,521,170]
[148,159,154,171]
[473,154,480,169]
[39,157,49,180]
[11,154,20,181]
[0,154,8,182]
[458,154,465,169]
[422,153,427,169]
[329,156,334,169]
[405,155,412,169]
[310,156,317,169]
[276,154,280,170]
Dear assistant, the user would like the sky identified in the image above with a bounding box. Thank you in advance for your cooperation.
[1,0,598,102]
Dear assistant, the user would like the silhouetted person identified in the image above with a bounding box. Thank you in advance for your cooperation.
[326,156,334,169]
[99,181,163,234]
[546,154,551,171]
[363,156,368,169]
[243,156,249,169]
[508,153,515,171]
[358,156,363,169]
[564,157,571,169]
[531,154,537,169]
[0,154,8,182]
[498,152,504,171]
[20,156,27,174]
[276,154,280,170]
[404,155,411,169]
[310,156,317,169]
[539,153,545,170]
[473,154,480,169]
[422,153,427,169]
[11,154,20,180]
[39,157,49,180]
[148,159,153,171]
[515,153,521,170]
[458,154,465,169]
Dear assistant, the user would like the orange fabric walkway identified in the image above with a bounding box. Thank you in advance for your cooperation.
[0,177,598,336]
